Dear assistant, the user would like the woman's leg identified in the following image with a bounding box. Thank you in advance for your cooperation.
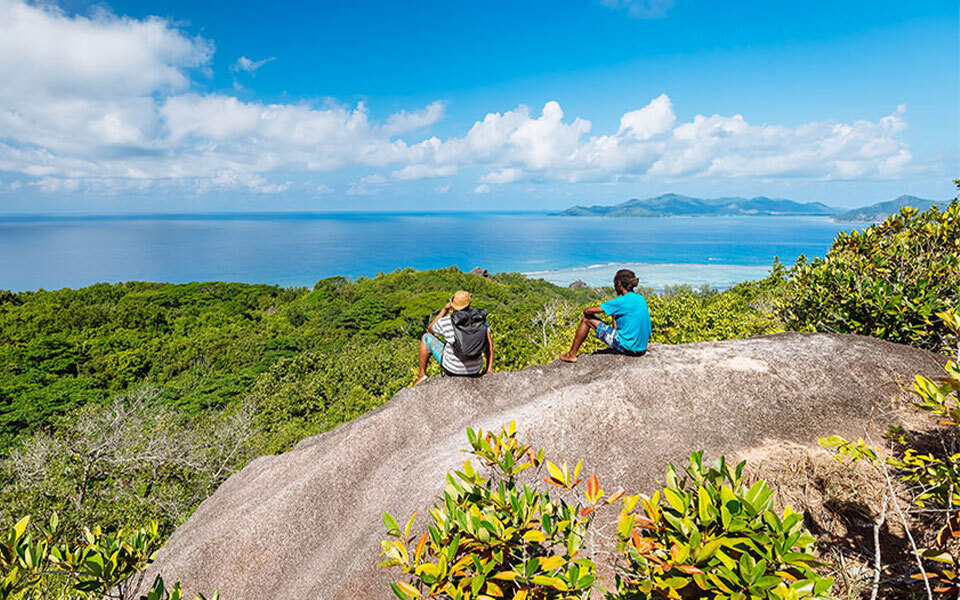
[559,316,600,363]
[415,337,431,385]
[415,333,444,386]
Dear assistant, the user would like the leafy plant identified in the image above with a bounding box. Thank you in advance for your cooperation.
[379,422,620,600]
[0,514,217,600]
[611,451,832,600]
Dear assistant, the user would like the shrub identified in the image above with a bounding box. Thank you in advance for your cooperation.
[610,451,832,600]
[778,196,960,353]
[0,514,216,600]
[379,422,612,600]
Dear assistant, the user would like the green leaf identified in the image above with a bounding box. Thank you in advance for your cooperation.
[383,512,402,537]
[664,488,686,513]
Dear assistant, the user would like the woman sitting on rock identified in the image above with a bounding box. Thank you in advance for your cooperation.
[415,290,494,386]
[559,269,651,363]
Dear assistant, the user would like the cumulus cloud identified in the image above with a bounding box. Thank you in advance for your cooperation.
[381,101,446,135]
[0,0,914,197]
[231,56,274,75]
[424,95,912,186]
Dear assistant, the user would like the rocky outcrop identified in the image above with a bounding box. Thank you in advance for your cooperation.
[568,279,588,289]
[470,266,497,280]
[142,333,945,600]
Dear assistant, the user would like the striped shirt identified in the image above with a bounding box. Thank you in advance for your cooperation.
[433,316,486,375]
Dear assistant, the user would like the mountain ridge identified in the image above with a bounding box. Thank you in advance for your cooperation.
[559,193,836,217]
[833,194,941,222]
[559,192,941,220]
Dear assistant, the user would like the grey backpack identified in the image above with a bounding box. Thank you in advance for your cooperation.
[450,308,488,360]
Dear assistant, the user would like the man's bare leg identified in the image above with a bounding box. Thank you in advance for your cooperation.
[414,336,431,386]
[559,317,600,363]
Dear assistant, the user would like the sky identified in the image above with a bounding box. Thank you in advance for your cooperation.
[0,0,957,214]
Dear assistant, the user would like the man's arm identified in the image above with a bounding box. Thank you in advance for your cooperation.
[583,305,605,318]
[427,302,453,336]
[484,329,494,374]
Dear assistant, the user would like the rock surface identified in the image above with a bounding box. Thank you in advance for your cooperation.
[142,333,945,600]
[568,279,588,289]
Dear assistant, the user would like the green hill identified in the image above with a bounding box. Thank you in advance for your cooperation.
[833,194,942,222]
[559,193,836,217]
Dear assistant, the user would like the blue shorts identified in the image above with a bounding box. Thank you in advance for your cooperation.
[595,322,645,355]
[422,333,445,366]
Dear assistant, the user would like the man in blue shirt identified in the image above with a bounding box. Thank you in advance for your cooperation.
[559,269,651,363]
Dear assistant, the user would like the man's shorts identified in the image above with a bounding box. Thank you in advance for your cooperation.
[422,333,445,365]
[595,322,645,356]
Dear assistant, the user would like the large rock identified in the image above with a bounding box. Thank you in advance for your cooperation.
[143,333,945,599]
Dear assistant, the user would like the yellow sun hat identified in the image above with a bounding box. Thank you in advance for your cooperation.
[451,290,472,310]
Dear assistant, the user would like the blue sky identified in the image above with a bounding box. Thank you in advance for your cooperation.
[0,0,956,213]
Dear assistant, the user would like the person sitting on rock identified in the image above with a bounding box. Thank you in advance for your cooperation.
[559,269,650,363]
[415,290,494,386]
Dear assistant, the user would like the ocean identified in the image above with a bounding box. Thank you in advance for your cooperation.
[0,212,869,292]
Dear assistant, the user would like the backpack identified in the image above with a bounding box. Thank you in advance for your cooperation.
[449,308,489,360]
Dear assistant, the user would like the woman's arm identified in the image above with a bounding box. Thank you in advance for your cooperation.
[427,302,453,335]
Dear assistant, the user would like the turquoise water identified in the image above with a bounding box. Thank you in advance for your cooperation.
[0,212,867,291]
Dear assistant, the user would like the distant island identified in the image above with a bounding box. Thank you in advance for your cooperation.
[559,192,940,222]
[832,194,941,222]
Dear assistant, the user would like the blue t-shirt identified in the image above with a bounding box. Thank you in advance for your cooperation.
[600,292,651,352]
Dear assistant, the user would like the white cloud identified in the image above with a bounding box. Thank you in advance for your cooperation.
[618,93,675,140]
[435,183,451,194]
[480,167,524,184]
[347,174,387,196]
[231,56,274,75]
[474,184,491,194]
[391,163,457,180]
[315,183,333,194]
[428,96,912,186]
[600,0,675,19]
[0,0,915,198]
[381,101,446,135]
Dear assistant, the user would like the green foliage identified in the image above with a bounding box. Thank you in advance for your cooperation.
[0,514,215,600]
[611,451,832,600]
[647,274,785,345]
[251,339,414,454]
[379,422,608,600]
[778,199,960,352]
[817,436,880,465]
